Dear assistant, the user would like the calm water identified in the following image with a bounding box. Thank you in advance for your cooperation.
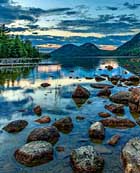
[0,57,140,173]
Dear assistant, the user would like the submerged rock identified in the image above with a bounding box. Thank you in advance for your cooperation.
[15,141,53,167]
[107,134,120,146]
[136,118,140,126]
[35,116,51,124]
[53,117,73,133]
[110,91,131,104]
[122,137,140,173]
[95,76,106,82]
[72,85,90,98]
[89,122,105,140]
[129,88,140,113]
[76,116,85,120]
[90,83,114,89]
[128,76,140,82]
[73,97,88,108]
[105,65,113,70]
[110,75,120,82]
[33,105,42,116]
[70,145,104,173]
[85,77,93,80]
[56,146,65,152]
[94,145,112,154]
[97,87,111,97]
[105,104,124,114]
[41,82,51,87]
[124,81,135,86]
[27,126,60,144]
[100,118,136,129]
[3,120,28,133]
[98,112,111,118]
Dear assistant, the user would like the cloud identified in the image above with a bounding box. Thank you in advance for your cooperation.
[21,33,133,51]
[10,27,28,32]
[0,1,73,24]
[53,13,140,35]
[106,6,118,11]
[123,2,140,10]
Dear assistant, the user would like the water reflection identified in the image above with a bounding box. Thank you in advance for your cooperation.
[0,57,140,173]
[38,65,61,73]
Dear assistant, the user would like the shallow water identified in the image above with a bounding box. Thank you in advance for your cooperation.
[0,57,140,173]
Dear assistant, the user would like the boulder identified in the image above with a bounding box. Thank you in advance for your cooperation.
[124,81,136,86]
[90,83,114,89]
[100,118,136,129]
[85,77,93,80]
[53,117,73,133]
[76,116,85,120]
[136,118,140,126]
[41,83,51,87]
[110,91,131,104]
[105,104,124,114]
[35,116,51,124]
[15,141,53,167]
[89,122,105,140]
[33,105,42,115]
[73,97,88,108]
[128,88,140,113]
[3,120,28,133]
[27,126,60,144]
[128,76,140,82]
[70,145,104,173]
[95,76,106,82]
[56,146,65,152]
[122,137,140,173]
[97,87,111,97]
[105,65,113,70]
[72,85,90,98]
[87,100,92,104]
[107,134,120,146]
[110,75,120,82]
[98,112,111,118]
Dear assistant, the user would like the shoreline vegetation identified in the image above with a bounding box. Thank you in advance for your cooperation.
[0,24,50,62]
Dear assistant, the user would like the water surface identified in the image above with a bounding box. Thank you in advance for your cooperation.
[0,56,140,173]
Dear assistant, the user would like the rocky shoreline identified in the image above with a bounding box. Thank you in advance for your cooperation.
[1,70,140,173]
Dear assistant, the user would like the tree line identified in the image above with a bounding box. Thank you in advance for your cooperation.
[0,24,40,59]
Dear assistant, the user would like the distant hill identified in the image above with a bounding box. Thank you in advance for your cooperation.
[51,43,109,56]
[114,32,140,56]
[51,32,140,57]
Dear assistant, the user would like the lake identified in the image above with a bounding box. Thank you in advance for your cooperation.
[0,56,140,173]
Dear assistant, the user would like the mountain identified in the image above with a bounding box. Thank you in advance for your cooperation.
[51,43,107,56]
[51,32,140,57]
[51,44,79,56]
[115,32,140,56]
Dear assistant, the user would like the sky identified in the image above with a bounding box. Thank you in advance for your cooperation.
[0,0,140,51]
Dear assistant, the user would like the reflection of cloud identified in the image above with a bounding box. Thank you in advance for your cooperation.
[37,44,61,49]
[99,60,119,69]
[38,65,61,73]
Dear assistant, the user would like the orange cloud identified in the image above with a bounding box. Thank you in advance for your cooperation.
[99,45,117,50]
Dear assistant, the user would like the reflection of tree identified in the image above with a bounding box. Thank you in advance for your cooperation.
[118,58,140,74]
[72,97,88,108]
[52,56,100,69]
[0,67,33,92]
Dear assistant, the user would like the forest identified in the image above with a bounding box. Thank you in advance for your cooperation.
[0,24,40,59]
